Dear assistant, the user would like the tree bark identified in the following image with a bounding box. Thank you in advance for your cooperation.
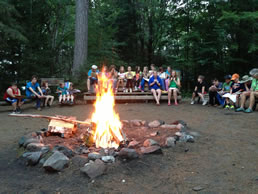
[72,0,88,76]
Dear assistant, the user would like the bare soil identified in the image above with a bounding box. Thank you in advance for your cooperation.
[0,101,257,194]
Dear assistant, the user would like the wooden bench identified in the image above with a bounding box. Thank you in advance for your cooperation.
[83,91,182,104]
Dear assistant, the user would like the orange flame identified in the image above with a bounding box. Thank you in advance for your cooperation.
[91,70,124,149]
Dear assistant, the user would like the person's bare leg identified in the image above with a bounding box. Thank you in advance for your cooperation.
[62,95,66,102]
[87,79,91,91]
[240,93,247,108]
[173,89,178,104]
[12,102,17,111]
[59,95,62,103]
[168,89,172,105]
[248,92,258,109]
[49,96,54,105]
[198,93,204,102]
[70,95,74,102]
[151,89,158,104]
[67,95,70,102]
[18,101,24,108]
[45,96,49,106]
[157,89,161,104]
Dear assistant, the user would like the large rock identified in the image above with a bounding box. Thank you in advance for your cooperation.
[130,120,142,127]
[101,156,115,163]
[88,152,102,160]
[43,151,69,171]
[143,139,159,147]
[128,140,140,148]
[23,138,41,148]
[140,146,162,154]
[148,120,163,128]
[165,137,176,147]
[52,145,75,158]
[26,143,45,152]
[80,159,107,179]
[22,151,42,166]
[118,148,139,159]
[71,155,89,167]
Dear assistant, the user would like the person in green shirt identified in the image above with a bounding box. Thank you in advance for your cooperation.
[243,68,258,113]
[221,75,233,108]
[168,70,181,106]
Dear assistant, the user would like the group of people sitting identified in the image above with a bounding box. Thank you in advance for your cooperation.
[87,64,181,105]
[3,75,77,114]
[190,68,258,113]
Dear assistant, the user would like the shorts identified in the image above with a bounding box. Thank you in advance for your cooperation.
[90,77,98,85]
[5,97,25,104]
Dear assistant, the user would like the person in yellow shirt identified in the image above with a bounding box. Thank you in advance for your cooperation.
[125,66,135,93]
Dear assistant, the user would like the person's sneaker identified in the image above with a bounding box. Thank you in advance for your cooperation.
[244,108,253,113]
[37,107,42,111]
[16,108,22,114]
[174,102,178,106]
[10,110,16,114]
[224,105,230,109]
[141,90,144,93]
[236,107,245,112]
[202,100,208,106]
[230,105,235,109]
[190,100,195,105]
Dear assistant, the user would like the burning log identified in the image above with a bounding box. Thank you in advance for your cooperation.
[9,114,91,125]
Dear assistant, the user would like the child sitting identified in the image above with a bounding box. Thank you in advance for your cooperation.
[134,66,142,91]
[140,66,150,92]
[191,75,207,105]
[208,78,223,106]
[57,83,68,104]
[125,66,135,93]
[116,66,126,92]
[66,82,75,105]
[222,74,243,109]
[41,81,54,107]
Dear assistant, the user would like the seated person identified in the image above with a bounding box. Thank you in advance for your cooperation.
[41,81,54,107]
[148,64,156,78]
[165,66,172,91]
[168,70,181,106]
[116,66,126,92]
[219,75,232,107]
[4,82,24,114]
[209,78,223,106]
[158,67,166,91]
[108,65,118,92]
[222,74,243,109]
[57,83,68,104]
[26,75,45,111]
[191,75,207,105]
[237,68,258,113]
[134,66,142,91]
[87,65,99,92]
[149,71,162,105]
[140,66,150,92]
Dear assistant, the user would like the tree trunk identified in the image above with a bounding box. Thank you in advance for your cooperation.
[72,0,88,76]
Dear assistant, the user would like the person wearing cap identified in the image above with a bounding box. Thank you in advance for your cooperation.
[238,68,258,113]
[236,75,253,112]
[222,73,244,109]
[87,65,99,92]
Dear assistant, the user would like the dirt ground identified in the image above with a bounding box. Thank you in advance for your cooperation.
[0,100,257,194]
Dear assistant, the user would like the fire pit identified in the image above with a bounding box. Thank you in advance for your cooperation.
[14,72,196,179]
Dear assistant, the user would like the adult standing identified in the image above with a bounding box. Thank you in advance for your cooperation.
[26,75,44,110]
[149,71,162,105]
[4,83,24,113]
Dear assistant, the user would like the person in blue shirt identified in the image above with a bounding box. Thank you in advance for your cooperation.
[87,65,99,92]
[26,75,44,110]
[149,71,162,105]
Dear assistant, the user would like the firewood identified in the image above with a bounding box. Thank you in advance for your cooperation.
[9,113,91,125]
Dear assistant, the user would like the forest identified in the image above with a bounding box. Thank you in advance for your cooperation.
[0,0,258,91]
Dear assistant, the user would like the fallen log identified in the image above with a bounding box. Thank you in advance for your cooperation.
[9,113,91,125]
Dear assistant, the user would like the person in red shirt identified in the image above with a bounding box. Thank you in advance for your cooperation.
[3,83,24,113]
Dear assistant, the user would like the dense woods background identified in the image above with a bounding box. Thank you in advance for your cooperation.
[0,0,257,92]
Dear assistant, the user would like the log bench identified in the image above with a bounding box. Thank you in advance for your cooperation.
[83,91,182,104]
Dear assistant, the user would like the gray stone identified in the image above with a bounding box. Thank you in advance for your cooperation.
[143,139,159,147]
[52,145,75,158]
[26,143,45,152]
[41,146,50,154]
[23,138,41,148]
[165,137,176,147]
[18,136,26,147]
[128,140,140,148]
[140,146,162,154]
[71,155,89,167]
[148,120,162,128]
[88,152,102,160]
[118,148,139,159]
[80,159,107,179]
[101,156,115,163]
[43,151,69,171]
[189,131,200,137]
[22,151,42,165]
[192,186,204,191]
[179,134,195,143]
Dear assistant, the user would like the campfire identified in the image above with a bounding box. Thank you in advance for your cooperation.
[91,72,125,149]
[11,69,197,179]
